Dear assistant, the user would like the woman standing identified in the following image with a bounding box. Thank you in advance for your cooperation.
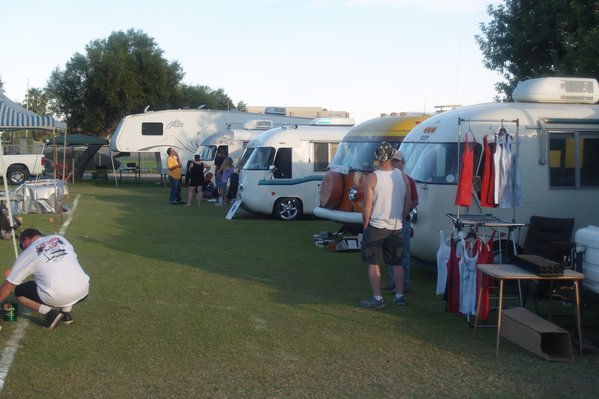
[216,157,234,207]
[186,155,210,206]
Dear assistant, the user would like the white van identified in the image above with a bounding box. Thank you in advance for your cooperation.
[398,77,599,262]
[238,118,355,220]
[196,120,273,172]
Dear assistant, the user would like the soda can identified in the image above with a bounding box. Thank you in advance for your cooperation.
[2,302,18,322]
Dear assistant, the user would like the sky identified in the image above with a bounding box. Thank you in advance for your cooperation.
[1,0,502,124]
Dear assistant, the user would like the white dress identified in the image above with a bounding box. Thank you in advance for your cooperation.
[436,230,450,295]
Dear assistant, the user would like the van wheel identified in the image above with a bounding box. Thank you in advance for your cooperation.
[274,198,302,220]
[7,166,29,185]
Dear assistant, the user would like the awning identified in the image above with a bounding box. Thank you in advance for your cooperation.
[48,133,109,146]
[0,91,66,131]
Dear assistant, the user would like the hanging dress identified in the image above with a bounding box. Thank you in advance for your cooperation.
[445,237,461,314]
[473,232,495,320]
[480,135,496,208]
[459,239,479,316]
[436,230,451,295]
[455,134,475,206]
[498,134,522,208]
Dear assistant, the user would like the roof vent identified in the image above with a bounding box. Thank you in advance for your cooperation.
[309,117,355,126]
[243,120,274,130]
[513,77,599,104]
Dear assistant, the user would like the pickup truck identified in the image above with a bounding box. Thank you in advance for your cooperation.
[1,153,47,185]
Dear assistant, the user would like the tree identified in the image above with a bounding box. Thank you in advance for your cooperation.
[45,29,185,180]
[476,0,599,100]
[22,87,48,115]
[45,29,243,181]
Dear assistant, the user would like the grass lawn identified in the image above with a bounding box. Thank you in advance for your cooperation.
[1,182,598,398]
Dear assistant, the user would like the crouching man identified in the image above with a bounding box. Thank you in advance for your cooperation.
[0,228,90,329]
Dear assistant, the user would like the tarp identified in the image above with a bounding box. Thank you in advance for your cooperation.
[0,91,66,130]
[48,133,108,146]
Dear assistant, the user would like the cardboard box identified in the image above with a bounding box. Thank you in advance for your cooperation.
[501,307,573,361]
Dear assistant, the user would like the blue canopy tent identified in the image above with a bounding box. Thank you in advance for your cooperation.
[0,91,67,258]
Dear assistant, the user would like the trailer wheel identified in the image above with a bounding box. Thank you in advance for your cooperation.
[7,165,29,185]
[274,197,302,221]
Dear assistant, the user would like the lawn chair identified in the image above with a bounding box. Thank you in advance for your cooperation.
[92,165,109,183]
[521,215,575,312]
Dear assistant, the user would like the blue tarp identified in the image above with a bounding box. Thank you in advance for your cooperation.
[0,91,66,130]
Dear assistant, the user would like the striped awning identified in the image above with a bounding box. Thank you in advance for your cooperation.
[0,91,66,130]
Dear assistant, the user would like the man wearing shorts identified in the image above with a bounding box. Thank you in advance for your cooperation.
[0,228,90,329]
[360,142,412,309]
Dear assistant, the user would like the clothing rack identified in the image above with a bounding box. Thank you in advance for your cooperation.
[456,117,520,221]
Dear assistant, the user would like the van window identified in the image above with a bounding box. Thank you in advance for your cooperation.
[198,145,216,161]
[273,148,292,178]
[313,142,338,171]
[330,142,383,172]
[243,147,275,170]
[237,147,255,169]
[550,131,599,188]
[141,122,163,136]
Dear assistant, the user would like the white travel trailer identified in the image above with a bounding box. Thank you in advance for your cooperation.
[196,119,274,171]
[398,77,599,262]
[109,109,312,174]
[238,118,355,220]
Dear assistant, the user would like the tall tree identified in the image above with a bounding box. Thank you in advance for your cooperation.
[45,29,184,180]
[46,29,184,138]
[476,0,599,100]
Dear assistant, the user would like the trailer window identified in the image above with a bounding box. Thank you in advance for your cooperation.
[581,134,599,186]
[273,148,292,178]
[549,131,599,188]
[141,122,163,136]
[400,142,464,184]
[313,142,339,172]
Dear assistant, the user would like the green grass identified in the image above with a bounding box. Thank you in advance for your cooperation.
[1,182,598,398]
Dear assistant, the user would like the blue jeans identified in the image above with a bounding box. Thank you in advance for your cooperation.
[168,176,182,203]
[386,219,411,288]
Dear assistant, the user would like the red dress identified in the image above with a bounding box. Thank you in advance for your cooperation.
[473,232,495,320]
[480,135,496,208]
[455,135,475,206]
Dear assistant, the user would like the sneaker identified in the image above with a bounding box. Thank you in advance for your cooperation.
[392,296,407,306]
[360,297,385,309]
[61,312,73,325]
[44,308,63,329]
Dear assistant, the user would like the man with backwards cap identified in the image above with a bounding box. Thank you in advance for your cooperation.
[0,228,90,329]
[360,142,412,309]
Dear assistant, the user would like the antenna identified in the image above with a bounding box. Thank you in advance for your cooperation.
[144,105,151,112]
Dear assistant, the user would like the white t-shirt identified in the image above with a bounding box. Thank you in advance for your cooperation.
[369,169,406,230]
[8,235,90,307]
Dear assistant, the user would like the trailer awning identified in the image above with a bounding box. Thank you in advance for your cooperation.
[0,91,66,131]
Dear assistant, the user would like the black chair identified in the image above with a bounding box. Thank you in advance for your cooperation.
[521,215,575,312]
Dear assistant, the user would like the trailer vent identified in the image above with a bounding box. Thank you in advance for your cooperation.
[243,119,274,130]
[513,77,599,104]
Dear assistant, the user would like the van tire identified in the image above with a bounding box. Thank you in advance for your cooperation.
[274,197,302,221]
[7,165,29,185]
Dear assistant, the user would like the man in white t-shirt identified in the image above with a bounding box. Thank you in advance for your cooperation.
[0,228,90,329]
[360,142,412,309]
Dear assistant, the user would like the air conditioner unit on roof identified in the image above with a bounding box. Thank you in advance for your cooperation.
[243,120,273,130]
[513,77,599,104]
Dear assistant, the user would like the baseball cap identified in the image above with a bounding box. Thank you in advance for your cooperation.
[392,150,404,162]
[374,141,395,162]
